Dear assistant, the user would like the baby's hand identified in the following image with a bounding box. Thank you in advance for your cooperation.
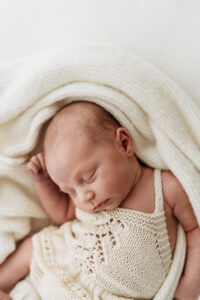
[26,153,50,182]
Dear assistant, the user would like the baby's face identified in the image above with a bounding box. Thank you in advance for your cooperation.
[47,133,135,213]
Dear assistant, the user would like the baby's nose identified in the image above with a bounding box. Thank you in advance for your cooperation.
[79,190,95,203]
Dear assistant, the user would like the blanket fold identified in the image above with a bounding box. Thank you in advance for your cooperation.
[0,43,199,299]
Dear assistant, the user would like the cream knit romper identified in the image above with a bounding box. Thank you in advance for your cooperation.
[30,169,172,300]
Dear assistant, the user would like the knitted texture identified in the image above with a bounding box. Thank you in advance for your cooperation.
[30,170,172,299]
[0,43,199,299]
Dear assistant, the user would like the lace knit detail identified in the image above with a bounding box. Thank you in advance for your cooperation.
[31,226,92,299]
[73,217,127,277]
[30,169,172,299]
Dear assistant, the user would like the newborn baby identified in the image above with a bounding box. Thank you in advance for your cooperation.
[0,101,199,300]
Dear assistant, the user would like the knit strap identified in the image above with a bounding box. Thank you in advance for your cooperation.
[153,169,165,215]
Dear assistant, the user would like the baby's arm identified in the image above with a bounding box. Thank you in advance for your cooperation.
[26,153,75,225]
[163,171,200,300]
[0,236,33,294]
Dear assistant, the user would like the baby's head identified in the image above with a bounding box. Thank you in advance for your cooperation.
[44,101,121,150]
[44,101,137,212]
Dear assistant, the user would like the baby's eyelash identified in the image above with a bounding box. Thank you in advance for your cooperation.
[83,169,96,182]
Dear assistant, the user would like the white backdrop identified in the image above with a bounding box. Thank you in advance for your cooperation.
[0,1,200,299]
[0,0,199,101]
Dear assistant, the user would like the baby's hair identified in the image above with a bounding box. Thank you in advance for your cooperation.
[44,101,121,154]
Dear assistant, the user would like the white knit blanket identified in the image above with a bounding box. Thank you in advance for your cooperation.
[0,44,199,300]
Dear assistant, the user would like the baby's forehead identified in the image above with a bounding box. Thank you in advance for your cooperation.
[52,103,101,132]
[44,101,119,153]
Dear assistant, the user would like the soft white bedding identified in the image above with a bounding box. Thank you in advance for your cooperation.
[0,43,199,299]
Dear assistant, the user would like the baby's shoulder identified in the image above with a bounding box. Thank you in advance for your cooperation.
[161,170,198,233]
[161,170,179,189]
[161,170,188,209]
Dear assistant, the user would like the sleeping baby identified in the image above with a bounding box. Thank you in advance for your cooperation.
[0,101,199,299]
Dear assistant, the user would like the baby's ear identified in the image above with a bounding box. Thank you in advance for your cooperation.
[115,128,134,157]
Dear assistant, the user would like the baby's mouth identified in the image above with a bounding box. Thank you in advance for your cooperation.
[94,198,110,210]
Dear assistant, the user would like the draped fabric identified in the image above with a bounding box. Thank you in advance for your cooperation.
[0,44,199,299]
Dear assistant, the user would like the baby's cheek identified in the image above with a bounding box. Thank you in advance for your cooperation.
[102,172,124,194]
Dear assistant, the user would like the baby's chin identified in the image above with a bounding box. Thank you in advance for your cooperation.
[79,197,123,213]
[94,198,122,212]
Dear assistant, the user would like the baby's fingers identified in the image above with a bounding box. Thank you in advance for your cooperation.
[36,152,46,171]
[26,160,40,175]
[26,155,44,175]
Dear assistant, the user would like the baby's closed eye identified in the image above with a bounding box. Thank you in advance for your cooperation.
[82,168,96,182]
